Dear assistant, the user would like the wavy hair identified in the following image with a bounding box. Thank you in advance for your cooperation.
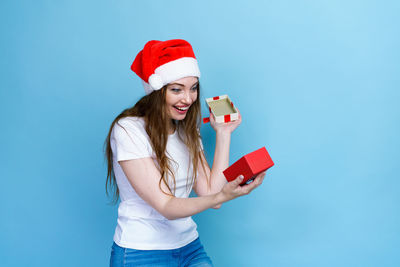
[104,83,208,204]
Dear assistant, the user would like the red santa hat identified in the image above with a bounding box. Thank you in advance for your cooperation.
[131,39,201,94]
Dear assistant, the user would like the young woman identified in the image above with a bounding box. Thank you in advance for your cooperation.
[105,39,266,267]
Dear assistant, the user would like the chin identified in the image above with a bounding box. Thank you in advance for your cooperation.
[169,107,189,121]
[172,114,187,121]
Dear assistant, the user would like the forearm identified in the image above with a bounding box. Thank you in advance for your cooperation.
[162,193,224,220]
[209,131,231,193]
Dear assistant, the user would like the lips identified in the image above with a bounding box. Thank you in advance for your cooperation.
[174,105,189,111]
[173,105,190,114]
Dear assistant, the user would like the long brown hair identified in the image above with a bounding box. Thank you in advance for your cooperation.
[104,83,208,204]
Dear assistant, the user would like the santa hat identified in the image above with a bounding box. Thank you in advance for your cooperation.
[131,39,201,94]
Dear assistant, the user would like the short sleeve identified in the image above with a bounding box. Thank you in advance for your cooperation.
[110,118,153,161]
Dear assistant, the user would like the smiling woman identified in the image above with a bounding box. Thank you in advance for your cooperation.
[104,39,266,267]
[166,77,199,123]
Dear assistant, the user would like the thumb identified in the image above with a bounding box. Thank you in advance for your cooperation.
[210,112,216,122]
[231,175,244,187]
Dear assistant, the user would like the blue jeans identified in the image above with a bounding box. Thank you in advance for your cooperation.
[110,237,214,267]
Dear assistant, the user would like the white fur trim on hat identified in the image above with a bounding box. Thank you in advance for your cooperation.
[144,57,200,93]
[142,80,154,95]
[148,74,163,90]
[155,57,200,85]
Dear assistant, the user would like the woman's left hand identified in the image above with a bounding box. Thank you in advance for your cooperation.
[209,108,242,134]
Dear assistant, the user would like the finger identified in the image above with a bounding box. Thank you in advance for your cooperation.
[241,174,264,193]
[253,172,266,186]
[230,175,244,187]
[257,171,266,179]
[248,177,262,190]
[210,112,216,122]
[239,183,253,195]
[235,107,242,121]
[255,175,265,186]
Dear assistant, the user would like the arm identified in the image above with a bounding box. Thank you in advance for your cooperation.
[119,156,265,220]
[194,110,243,196]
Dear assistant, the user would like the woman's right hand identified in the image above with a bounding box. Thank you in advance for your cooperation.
[218,172,266,203]
[209,108,242,134]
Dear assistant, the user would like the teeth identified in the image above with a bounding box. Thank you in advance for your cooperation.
[175,106,189,111]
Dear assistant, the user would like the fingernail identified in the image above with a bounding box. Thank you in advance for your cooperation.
[239,175,244,180]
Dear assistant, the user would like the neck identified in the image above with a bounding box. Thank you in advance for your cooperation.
[168,119,176,135]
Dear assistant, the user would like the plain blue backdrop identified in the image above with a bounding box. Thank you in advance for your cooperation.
[1,0,399,266]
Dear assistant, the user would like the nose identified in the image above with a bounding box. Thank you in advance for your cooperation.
[182,90,192,104]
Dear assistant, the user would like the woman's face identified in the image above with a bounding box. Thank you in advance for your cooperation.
[165,76,199,120]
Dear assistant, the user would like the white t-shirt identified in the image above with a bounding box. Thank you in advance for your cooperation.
[110,116,199,250]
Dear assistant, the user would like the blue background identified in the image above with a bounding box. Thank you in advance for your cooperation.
[1,0,399,266]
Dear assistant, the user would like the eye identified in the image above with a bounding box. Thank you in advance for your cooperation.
[191,85,199,91]
[170,88,182,93]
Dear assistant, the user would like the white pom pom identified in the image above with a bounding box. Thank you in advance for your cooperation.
[148,74,163,90]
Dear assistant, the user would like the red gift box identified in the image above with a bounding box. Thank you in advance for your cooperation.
[223,147,274,185]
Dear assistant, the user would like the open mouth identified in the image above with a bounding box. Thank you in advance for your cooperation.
[173,105,190,114]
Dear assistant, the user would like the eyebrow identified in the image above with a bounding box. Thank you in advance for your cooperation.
[168,82,199,87]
